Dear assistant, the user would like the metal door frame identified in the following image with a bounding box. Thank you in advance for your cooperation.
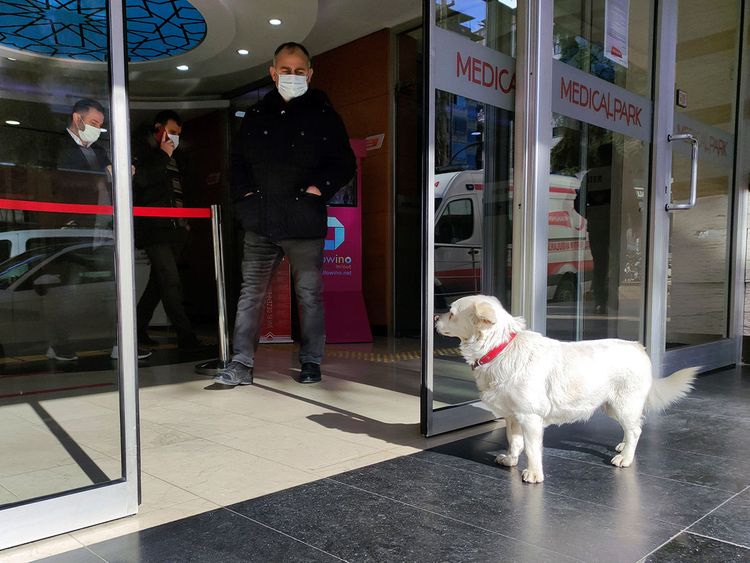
[0,0,140,548]
[421,0,548,436]
[647,0,746,376]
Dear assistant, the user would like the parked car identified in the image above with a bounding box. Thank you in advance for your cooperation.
[0,241,117,356]
[433,170,593,308]
[0,228,113,263]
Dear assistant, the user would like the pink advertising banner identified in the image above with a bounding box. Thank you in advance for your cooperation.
[322,139,372,343]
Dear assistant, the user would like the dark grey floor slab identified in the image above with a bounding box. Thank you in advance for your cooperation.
[74,508,338,563]
[230,478,569,563]
[644,532,750,562]
[688,487,750,548]
[330,454,681,563]
[417,435,733,528]
[541,429,750,493]
[38,548,105,563]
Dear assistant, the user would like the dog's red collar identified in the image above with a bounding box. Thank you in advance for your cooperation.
[472,332,517,370]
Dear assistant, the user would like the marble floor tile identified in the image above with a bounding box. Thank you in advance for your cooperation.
[72,508,340,563]
[415,437,733,528]
[0,534,85,563]
[208,420,383,471]
[0,456,121,501]
[138,472,199,514]
[69,498,220,547]
[231,479,573,563]
[0,484,18,505]
[138,399,266,439]
[329,455,681,563]
[644,532,750,562]
[139,438,318,505]
[0,423,112,479]
[688,487,750,548]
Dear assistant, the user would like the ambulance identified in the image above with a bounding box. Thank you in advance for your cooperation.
[433,170,593,306]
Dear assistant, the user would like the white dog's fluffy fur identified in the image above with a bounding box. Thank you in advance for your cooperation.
[434,295,697,484]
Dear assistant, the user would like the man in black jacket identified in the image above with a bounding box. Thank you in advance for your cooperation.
[45,99,112,361]
[57,98,111,173]
[133,110,200,350]
[214,42,355,386]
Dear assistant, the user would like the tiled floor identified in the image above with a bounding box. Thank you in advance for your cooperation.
[0,338,502,560]
[7,361,748,562]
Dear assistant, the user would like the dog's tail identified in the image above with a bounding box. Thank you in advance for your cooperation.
[646,367,698,413]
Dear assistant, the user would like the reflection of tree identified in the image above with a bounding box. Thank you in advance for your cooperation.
[435,91,452,168]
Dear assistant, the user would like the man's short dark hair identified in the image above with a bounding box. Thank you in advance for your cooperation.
[273,42,311,66]
[153,110,183,129]
[72,98,105,116]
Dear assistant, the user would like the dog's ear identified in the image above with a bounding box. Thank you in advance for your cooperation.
[474,300,497,328]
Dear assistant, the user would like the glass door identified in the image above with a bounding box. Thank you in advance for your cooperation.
[547,0,655,346]
[648,0,742,374]
[422,0,517,436]
[0,0,139,548]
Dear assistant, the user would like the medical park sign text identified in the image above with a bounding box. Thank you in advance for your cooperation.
[552,59,652,142]
[455,51,515,95]
[433,26,515,111]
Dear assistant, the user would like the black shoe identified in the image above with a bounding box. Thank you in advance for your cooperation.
[299,362,321,384]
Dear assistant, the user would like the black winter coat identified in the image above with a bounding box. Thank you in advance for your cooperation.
[55,132,111,172]
[132,144,188,248]
[231,88,356,240]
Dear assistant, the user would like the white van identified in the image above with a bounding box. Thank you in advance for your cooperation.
[434,170,592,306]
[0,228,113,263]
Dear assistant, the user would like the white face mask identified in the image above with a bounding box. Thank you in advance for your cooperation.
[277,74,308,101]
[79,123,101,145]
[167,133,180,150]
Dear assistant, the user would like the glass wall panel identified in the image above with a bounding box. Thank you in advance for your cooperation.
[430,0,515,416]
[547,0,653,341]
[0,11,122,506]
[666,0,740,347]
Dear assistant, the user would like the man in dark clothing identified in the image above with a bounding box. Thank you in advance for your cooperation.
[214,42,355,386]
[48,99,151,361]
[57,98,111,173]
[133,110,201,350]
[45,99,112,361]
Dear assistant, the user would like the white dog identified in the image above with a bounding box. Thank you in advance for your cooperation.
[434,295,697,484]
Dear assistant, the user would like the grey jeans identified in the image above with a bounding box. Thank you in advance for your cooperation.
[231,231,325,367]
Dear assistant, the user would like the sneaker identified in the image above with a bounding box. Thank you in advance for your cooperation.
[111,345,152,360]
[299,362,321,384]
[46,345,78,362]
[212,361,253,386]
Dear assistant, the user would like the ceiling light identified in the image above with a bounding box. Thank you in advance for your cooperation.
[176,64,189,71]
[6,57,17,61]
[269,18,282,26]
[237,49,249,55]
[5,120,20,126]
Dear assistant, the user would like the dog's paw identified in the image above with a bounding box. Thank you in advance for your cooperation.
[495,454,518,467]
[611,453,633,468]
[521,468,544,483]
[615,442,625,453]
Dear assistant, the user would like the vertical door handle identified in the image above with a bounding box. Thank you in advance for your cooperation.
[666,133,698,211]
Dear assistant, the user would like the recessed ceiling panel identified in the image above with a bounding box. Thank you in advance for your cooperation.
[0,0,206,61]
